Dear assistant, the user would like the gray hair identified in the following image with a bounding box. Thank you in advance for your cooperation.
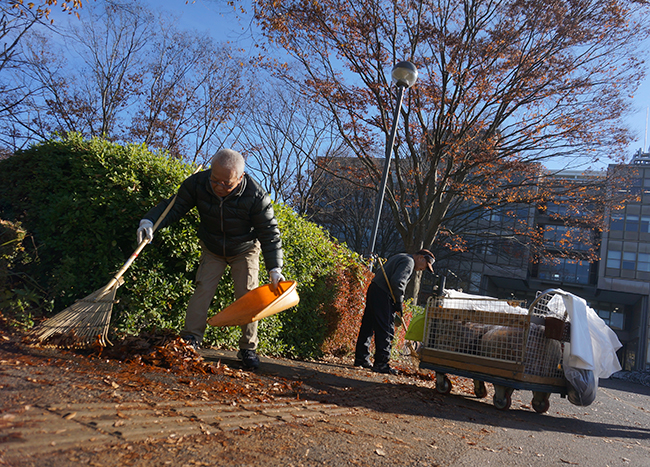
[211,149,245,176]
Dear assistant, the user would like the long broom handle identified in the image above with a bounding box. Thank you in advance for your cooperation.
[375,254,397,303]
[98,165,203,295]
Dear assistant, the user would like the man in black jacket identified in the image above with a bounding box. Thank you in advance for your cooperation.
[354,250,435,374]
[137,149,284,370]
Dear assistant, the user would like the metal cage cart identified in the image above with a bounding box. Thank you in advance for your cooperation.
[419,289,571,413]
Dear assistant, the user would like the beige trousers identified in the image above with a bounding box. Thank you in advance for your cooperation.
[182,240,260,350]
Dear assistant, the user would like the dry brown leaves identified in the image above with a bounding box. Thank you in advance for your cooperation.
[94,329,208,375]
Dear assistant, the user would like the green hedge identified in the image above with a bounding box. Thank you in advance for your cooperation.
[0,135,372,359]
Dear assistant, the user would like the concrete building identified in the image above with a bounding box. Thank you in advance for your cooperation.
[596,150,650,371]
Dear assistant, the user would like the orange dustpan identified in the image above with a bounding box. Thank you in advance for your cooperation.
[207,280,300,327]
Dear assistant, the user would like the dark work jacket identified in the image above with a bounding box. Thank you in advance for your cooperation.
[144,170,283,270]
[372,253,415,307]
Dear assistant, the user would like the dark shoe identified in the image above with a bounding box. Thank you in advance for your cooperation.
[373,363,397,375]
[353,359,372,369]
[181,335,201,351]
[237,349,260,370]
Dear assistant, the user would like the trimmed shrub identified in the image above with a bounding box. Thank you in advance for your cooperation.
[0,135,372,360]
[0,219,44,328]
[0,134,201,334]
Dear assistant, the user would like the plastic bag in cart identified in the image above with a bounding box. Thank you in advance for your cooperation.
[565,366,597,406]
[548,292,622,406]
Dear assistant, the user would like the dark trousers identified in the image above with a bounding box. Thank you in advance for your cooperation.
[354,282,395,366]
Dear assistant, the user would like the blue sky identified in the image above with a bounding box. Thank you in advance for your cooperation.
[142,0,252,46]
[628,78,650,155]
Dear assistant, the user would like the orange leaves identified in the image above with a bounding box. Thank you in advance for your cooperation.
[320,262,373,356]
[440,232,469,253]
[93,329,206,374]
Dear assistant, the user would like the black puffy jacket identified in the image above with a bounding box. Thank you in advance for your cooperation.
[144,170,283,270]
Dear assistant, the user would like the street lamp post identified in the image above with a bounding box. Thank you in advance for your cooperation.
[368,61,418,269]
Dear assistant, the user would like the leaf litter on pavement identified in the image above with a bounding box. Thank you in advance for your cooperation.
[2,324,301,408]
[3,315,482,417]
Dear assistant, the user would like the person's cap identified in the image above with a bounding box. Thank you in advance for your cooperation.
[416,249,435,273]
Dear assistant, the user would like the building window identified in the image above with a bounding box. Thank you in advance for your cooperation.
[607,212,647,232]
[638,253,650,272]
[631,177,643,196]
[477,240,496,256]
[641,216,650,233]
[625,214,639,232]
[622,251,636,270]
[597,308,625,330]
[469,272,481,293]
[547,202,567,217]
[543,225,564,247]
[538,257,591,284]
[606,250,621,268]
[610,312,625,330]
[543,225,593,251]
[489,210,502,222]
[610,214,624,231]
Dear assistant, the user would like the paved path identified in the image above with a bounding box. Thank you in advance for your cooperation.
[2,397,355,458]
[2,347,650,466]
[0,349,359,462]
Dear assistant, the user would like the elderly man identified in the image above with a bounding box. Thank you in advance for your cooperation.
[137,149,284,370]
[354,249,435,375]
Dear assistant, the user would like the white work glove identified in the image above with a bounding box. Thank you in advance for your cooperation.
[136,219,154,244]
[269,268,285,292]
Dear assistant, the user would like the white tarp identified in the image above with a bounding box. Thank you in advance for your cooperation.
[547,291,622,379]
[443,289,528,314]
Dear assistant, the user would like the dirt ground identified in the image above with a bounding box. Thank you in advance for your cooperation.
[0,319,496,467]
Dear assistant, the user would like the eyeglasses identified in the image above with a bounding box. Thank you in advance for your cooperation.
[210,175,242,190]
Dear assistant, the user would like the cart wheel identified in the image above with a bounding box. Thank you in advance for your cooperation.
[493,385,513,410]
[493,393,512,410]
[436,374,452,394]
[531,392,551,414]
[473,380,488,399]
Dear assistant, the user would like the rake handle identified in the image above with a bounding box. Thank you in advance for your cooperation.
[99,165,202,294]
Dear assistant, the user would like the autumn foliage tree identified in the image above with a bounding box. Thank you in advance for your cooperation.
[0,1,81,73]
[249,0,649,284]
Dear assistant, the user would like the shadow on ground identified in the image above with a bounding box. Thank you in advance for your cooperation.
[201,348,650,443]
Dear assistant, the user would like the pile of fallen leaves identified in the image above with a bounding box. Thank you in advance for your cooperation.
[93,328,209,375]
